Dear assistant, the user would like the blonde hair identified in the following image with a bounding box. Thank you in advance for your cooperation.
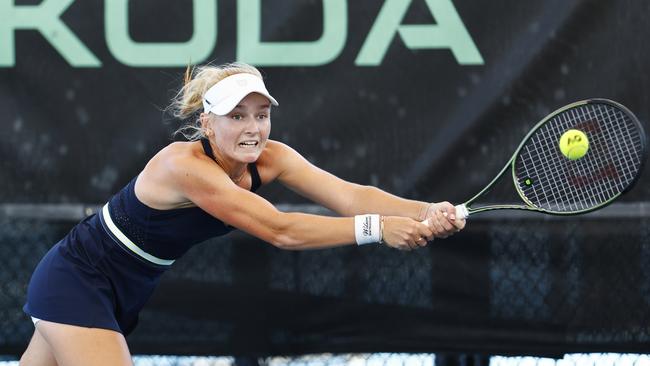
[169,62,263,141]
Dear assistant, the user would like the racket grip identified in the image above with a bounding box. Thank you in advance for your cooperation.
[420,204,469,224]
[454,204,469,220]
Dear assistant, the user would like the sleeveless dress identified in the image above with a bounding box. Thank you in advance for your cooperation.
[23,139,261,334]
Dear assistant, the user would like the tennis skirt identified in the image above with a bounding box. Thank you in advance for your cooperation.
[23,212,169,335]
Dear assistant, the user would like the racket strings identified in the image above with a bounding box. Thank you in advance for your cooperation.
[548,105,637,210]
[518,114,586,211]
[597,107,640,188]
[557,105,637,209]
[583,105,641,199]
[515,102,644,213]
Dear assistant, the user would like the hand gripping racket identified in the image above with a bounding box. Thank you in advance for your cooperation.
[451,99,647,220]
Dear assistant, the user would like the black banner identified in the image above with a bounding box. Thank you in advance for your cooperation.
[1,0,650,357]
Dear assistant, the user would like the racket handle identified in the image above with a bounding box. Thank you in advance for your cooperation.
[455,204,469,220]
[420,204,469,224]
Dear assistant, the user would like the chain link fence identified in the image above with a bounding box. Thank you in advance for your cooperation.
[2,207,650,361]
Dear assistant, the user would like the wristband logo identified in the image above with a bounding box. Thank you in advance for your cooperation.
[362,216,373,237]
[0,0,483,68]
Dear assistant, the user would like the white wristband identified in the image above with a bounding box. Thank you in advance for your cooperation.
[354,214,381,245]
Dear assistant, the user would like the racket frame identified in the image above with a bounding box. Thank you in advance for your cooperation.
[457,99,647,219]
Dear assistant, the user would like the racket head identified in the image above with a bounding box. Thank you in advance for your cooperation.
[511,99,647,215]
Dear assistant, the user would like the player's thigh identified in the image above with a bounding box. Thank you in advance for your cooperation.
[19,329,57,366]
[35,320,133,366]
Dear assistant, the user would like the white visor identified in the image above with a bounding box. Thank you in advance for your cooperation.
[202,73,279,116]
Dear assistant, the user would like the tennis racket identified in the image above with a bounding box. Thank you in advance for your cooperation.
[451,98,647,220]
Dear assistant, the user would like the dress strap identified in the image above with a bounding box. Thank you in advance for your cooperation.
[200,138,217,162]
[248,164,262,192]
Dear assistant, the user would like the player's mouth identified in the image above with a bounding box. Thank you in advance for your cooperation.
[238,140,259,148]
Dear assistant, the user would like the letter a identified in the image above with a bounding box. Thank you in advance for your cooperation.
[356,0,483,66]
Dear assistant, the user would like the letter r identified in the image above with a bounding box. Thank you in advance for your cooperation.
[0,0,101,67]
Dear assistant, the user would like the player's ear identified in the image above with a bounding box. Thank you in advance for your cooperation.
[200,113,211,133]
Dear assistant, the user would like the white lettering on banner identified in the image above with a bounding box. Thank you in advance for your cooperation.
[0,0,483,68]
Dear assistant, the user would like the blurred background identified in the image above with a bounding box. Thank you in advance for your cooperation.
[1,0,650,365]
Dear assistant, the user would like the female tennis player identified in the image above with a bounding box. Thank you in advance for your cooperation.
[20,62,465,366]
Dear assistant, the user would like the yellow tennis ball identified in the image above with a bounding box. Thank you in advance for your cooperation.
[559,129,589,160]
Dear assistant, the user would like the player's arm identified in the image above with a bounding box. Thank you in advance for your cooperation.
[268,141,423,217]
[269,141,463,234]
[167,153,430,250]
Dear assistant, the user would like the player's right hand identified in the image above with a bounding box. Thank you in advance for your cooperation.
[382,216,434,251]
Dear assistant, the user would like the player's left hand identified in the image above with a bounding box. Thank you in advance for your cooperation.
[421,202,465,239]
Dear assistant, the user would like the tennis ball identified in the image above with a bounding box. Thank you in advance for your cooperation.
[559,129,589,160]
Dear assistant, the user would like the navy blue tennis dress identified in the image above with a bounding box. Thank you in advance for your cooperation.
[23,139,261,335]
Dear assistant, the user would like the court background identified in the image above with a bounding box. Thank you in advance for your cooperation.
[2,0,650,363]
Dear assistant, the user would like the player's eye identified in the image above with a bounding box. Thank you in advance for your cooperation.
[231,114,243,120]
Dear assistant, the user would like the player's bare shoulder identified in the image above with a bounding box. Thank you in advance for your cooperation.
[135,141,208,209]
[255,140,296,182]
[140,141,214,190]
[152,141,211,175]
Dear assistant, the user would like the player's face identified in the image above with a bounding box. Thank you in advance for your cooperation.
[210,92,272,163]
